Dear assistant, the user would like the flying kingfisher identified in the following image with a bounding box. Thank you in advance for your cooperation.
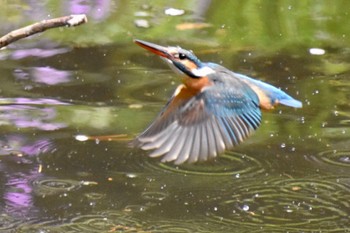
[132,39,302,164]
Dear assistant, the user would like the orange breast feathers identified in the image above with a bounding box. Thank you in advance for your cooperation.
[182,76,213,93]
[161,83,210,119]
[160,84,195,120]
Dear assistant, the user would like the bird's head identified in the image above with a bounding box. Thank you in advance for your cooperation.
[134,39,215,79]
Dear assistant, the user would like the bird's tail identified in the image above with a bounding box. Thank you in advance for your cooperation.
[235,73,302,109]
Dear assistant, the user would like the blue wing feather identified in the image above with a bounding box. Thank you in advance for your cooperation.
[206,63,302,109]
[234,73,302,108]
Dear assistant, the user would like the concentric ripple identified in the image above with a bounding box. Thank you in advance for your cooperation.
[15,211,145,232]
[315,149,350,167]
[32,178,81,196]
[207,177,350,231]
[146,220,214,233]
[144,151,267,177]
[141,191,168,201]
[13,211,226,233]
[0,214,23,232]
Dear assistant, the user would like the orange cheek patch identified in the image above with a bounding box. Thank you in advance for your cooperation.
[182,60,197,70]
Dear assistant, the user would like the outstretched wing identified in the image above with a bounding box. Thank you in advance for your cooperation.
[132,81,262,164]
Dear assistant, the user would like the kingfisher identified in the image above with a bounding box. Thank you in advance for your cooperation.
[132,39,302,164]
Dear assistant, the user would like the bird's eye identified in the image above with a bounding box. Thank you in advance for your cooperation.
[178,53,187,60]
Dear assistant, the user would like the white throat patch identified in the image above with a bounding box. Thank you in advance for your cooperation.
[191,66,215,77]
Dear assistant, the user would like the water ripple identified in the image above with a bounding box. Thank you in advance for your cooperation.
[144,151,267,177]
[148,220,213,233]
[0,214,22,232]
[315,149,350,167]
[207,177,350,231]
[15,211,144,233]
[141,191,168,201]
[13,211,227,233]
[32,178,82,196]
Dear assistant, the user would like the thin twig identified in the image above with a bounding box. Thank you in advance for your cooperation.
[0,14,88,48]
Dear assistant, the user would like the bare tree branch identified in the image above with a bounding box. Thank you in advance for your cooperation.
[0,14,88,48]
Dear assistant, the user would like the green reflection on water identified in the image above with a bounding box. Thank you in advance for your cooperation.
[1,1,350,50]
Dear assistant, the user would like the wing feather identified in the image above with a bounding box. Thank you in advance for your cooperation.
[188,126,201,163]
[148,123,181,158]
[205,119,217,159]
[217,117,235,148]
[175,126,194,164]
[133,78,262,164]
[140,123,177,150]
[161,128,187,162]
[210,117,226,155]
[198,123,209,162]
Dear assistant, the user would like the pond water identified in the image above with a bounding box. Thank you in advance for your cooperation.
[1,1,350,232]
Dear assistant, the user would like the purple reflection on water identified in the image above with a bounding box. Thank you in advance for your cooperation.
[24,141,53,157]
[15,119,66,131]
[66,0,113,21]
[0,135,52,216]
[10,48,69,60]
[5,176,34,211]
[0,135,54,157]
[0,99,68,131]
[69,0,91,13]
[21,139,54,156]
[14,67,72,85]
[32,67,72,85]
[8,98,70,105]
[12,106,66,131]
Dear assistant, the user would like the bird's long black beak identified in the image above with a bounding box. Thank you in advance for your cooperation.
[134,39,171,59]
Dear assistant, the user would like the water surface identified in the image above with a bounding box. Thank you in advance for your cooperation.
[1,1,350,232]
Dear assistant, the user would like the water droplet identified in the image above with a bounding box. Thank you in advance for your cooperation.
[126,173,137,178]
[340,156,350,163]
[242,204,249,211]
[309,48,325,55]
[164,8,185,16]
[75,135,89,141]
[134,19,150,28]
